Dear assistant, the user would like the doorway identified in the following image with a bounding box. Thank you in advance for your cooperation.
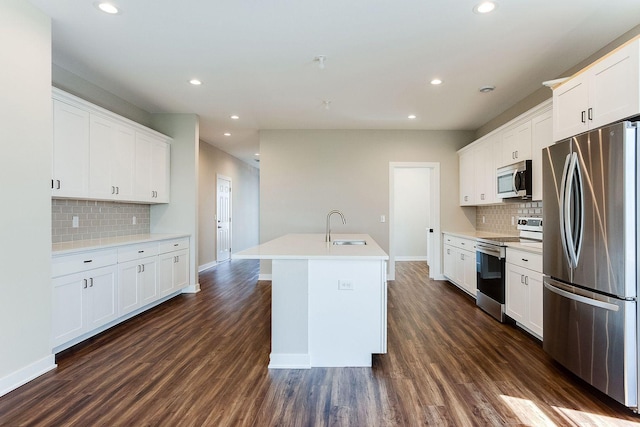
[388,162,441,281]
[216,175,232,263]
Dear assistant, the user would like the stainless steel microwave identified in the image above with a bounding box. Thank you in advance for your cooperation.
[497,160,532,199]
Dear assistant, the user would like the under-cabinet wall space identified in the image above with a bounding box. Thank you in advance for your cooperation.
[52,199,150,243]
[476,202,543,235]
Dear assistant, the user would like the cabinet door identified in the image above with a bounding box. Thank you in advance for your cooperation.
[112,125,136,200]
[158,252,175,297]
[52,100,90,198]
[89,115,116,199]
[86,266,118,330]
[553,73,589,141]
[462,250,476,296]
[443,244,456,280]
[134,133,153,202]
[139,257,158,306]
[454,249,465,286]
[475,136,497,204]
[506,263,527,324]
[151,140,170,203]
[135,133,170,203]
[527,271,544,338]
[501,121,531,166]
[459,150,475,206]
[118,260,141,316]
[531,109,553,201]
[52,271,86,347]
[173,249,189,291]
[590,41,640,131]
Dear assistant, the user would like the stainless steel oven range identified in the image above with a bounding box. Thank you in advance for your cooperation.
[475,218,542,322]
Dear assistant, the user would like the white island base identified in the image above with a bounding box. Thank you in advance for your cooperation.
[233,234,388,369]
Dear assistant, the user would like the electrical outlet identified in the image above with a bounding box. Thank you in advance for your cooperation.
[72,216,79,228]
[132,216,137,225]
[380,215,386,223]
[511,216,515,226]
[338,279,354,291]
[482,215,485,224]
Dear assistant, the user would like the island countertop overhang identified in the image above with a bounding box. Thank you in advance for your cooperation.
[232,233,388,261]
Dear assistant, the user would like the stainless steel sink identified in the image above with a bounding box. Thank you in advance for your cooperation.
[332,239,367,246]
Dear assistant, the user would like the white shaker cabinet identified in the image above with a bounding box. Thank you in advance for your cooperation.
[135,132,170,203]
[443,234,477,297]
[499,121,531,168]
[52,100,90,198]
[89,115,135,201]
[531,107,553,201]
[474,135,498,204]
[553,38,640,142]
[459,148,475,206]
[505,248,543,339]
[117,243,159,316]
[157,238,190,297]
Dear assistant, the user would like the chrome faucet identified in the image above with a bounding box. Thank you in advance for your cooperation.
[325,210,346,242]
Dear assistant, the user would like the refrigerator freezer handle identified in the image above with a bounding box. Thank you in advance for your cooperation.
[559,153,572,268]
[544,281,619,312]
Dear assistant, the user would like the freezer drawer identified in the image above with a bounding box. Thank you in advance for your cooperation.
[543,277,637,408]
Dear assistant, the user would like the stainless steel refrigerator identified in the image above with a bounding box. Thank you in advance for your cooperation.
[542,120,639,410]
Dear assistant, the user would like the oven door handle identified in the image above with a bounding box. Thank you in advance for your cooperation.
[476,243,502,259]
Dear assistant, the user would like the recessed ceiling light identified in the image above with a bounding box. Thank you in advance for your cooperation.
[230,115,240,120]
[254,153,260,156]
[224,132,231,136]
[479,85,496,93]
[473,1,497,14]
[189,79,202,85]
[430,79,443,85]
[96,2,119,14]
[408,115,417,119]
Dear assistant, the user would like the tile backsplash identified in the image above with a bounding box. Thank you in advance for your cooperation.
[52,199,150,243]
[476,201,543,235]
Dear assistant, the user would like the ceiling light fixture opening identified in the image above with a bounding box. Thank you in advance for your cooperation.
[96,2,119,14]
[189,79,202,85]
[473,1,497,14]
[430,79,443,85]
[314,55,327,69]
[224,132,231,136]
[230,115,239,120]
[254,153,260,156]
[322,100,331,110]
[479,85,496,93]
[408,114,417,119]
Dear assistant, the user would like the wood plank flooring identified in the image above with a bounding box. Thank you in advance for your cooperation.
[2,260,640,426]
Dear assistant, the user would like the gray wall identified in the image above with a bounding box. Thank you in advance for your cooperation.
[0,0,54,390]
[259,129,476,274]
[199,141,260,270]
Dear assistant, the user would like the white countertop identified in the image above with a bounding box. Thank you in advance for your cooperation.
[232,233,389,260]
[444,230,542,255]
[52,233,190,256]
[505,241,543,254]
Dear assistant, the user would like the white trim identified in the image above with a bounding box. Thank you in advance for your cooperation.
[388,162,441,281]
[0,355,56,398]
[181,282,201,293]
[216,174,233,263]
[258,273,273,281]
[198,261,218,272]
[395,256,428,261]
[268,353,311,369]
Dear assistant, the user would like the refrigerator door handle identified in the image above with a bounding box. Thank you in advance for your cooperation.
[544,281,619,312]
[559,153,572,268]
[563,152,584,268]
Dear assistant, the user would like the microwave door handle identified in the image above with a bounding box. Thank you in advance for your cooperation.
[559,153,572,269]
[512,170,518,192]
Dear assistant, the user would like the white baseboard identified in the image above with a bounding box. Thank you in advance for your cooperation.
[268,353,311,369]
[258,273,272,281]
[198,261,217,272]
[395,256,428,261]
[181,282,201,293]
[0,355,56,398]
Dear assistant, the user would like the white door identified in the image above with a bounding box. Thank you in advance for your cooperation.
[217,176,232,262]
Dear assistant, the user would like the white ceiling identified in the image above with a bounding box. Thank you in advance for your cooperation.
[28,0,640,166]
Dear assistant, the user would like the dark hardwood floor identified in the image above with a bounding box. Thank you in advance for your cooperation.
[1,260,640,426]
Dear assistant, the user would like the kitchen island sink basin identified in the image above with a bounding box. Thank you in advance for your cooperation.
[332,239,367,245]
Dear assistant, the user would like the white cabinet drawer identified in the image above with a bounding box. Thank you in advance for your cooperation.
[52,248,117,278]
[443,235,476,252]
[158,238,189,254]
[117,243,158,263]
[506,248,542,272]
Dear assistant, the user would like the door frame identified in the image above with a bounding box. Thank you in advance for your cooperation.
[388,162,441,281]
[216,174,232,263]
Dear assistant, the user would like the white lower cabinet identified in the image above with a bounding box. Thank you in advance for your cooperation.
[443,234,477,297]
[506,249,543,339]
[52,236,190,352]
[52,263,118,348]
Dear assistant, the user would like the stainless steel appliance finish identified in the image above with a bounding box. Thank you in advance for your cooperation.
[496,159,532,199]
[542,121,639,410]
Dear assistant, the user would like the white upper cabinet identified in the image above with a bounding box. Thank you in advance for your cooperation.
[89,115,135,201]
[475,135,498,204]
[53,88,171,204]
[52,100,90,198]
[553,38,640,142]
[531,107,553,201]
[459,148,475,206]
[499,120,531,168]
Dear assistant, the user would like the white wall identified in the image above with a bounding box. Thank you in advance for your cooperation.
[394,168,430,260]
[150,114,201,292]
[199,141,260,270]
[0,0,55,395]
[259,129,476,275]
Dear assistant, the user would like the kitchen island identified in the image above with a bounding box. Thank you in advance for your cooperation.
[233,233,388,368]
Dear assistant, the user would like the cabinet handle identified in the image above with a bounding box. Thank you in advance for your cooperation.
[447,249,450,255]
[83,259,93,263]
[138,250,144,253]
[112,186,116,194]
[175,256,179,263]
[581,110,586,123]
[116,186,119,195]
[137,265,141,273]
[588,107,593,121]
[521,258,528,262]
[83,279,88,289]
[56,180,61,189]
[460,254,464,260]
[174,243,179,247]
[520,275,524,284]
[524,276,529,285]
[142,264,145,272]
[51,179,54,189]
[515,150,518,159]
[89,278,94,287]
